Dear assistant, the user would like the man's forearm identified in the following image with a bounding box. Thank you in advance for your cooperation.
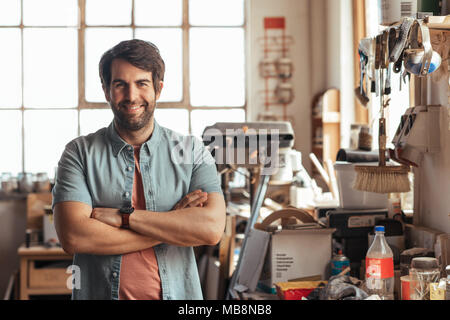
[129,205,225,247]
[62,216,161,255]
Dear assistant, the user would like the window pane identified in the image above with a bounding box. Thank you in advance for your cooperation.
[23,0,78,26]
[23,28,78,108]
[0,0,21,26]
[0,29,21,108]
[190,28,245,106]
[135,28,183,102]
[135,0,182,26]
[86,0,131,26]
[189,0,244,26]
[24,110,78,179]
[80,109,113,136]
[85,28,133,102]
[0,111,22,175]
[191,109,245,137]
[155,108,189,135]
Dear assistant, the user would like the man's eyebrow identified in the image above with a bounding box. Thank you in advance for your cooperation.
[135,79,152,83]
[111,78,152,84]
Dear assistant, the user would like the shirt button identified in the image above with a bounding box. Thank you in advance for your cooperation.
[127,146,132,151]
[112,272,118,278]
[124,192,130,197]
[127,166,133,171]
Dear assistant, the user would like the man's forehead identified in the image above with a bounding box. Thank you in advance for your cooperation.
[110,58,152,79]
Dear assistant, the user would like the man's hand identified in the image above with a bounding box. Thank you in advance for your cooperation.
[172,189,208,210]
[91,190,208,228]
[91,207,122,228]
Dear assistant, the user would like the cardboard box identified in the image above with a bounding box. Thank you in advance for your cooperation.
[233,209,335,295]
[257,227,335,293]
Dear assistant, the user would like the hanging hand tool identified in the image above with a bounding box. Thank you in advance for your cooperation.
[374,34,382,97]
[355,49,369,106]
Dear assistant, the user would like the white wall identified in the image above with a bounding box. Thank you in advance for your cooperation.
[247,0,312,172]
[415,75,450,233]
[247,0,354,173]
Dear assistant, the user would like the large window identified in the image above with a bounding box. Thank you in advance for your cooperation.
[0,0,246,178]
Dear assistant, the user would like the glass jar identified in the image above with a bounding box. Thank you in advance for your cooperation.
[1,172,14,194]
[34,172,50,192]
[18,172,34,193]
[409,257,441,300]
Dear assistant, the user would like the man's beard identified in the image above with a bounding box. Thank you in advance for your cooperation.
[111,100,155,132]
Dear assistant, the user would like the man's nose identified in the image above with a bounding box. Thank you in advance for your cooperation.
[125,84,139,102]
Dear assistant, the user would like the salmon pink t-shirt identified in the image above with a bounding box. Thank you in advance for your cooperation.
[119,145,162,300]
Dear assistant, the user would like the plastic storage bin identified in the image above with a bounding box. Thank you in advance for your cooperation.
[334,161,388,209]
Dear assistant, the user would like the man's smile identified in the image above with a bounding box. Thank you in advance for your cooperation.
[120,103,147,115]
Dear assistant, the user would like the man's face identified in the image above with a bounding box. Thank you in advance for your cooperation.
[104,58,162,132]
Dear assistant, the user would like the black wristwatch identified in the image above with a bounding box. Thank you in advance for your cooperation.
[119,206,134,229]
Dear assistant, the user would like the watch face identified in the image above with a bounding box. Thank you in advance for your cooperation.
[120,207,134,214]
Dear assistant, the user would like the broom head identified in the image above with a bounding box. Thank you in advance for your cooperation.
[353,165,410,194]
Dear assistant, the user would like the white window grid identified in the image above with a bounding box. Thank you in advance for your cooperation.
[0,0,247,174]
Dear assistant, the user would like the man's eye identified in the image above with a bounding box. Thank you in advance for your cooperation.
[138,82,148,87]
[114,83,124,88]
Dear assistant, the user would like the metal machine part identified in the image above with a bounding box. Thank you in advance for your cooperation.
[202,122,295,299]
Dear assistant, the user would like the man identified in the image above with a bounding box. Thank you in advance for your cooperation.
[52,39,226,300]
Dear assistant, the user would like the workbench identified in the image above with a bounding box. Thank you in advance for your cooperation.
[18,244,73,300]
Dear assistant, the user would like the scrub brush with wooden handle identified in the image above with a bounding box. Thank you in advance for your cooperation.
[353,98,410,194]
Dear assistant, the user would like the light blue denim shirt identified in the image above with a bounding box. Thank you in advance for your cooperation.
[52,120,222,300]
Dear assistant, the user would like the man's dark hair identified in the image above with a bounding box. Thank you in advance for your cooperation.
[99,39,165,93]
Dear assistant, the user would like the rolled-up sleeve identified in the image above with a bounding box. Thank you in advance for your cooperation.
[52,140,92,210]
[188,137,222,195]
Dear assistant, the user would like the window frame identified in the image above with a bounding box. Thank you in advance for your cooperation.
[78,0,247,130]
[0,0,247,174]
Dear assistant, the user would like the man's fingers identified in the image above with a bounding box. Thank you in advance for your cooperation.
[187,195,208,208]
[174,190,204,210]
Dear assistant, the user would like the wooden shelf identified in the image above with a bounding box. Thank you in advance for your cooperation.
[313,112,341,124]
[311,88,341,167]
[18,244,73,300]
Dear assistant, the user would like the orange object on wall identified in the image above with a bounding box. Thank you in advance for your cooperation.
[264,17,286,29]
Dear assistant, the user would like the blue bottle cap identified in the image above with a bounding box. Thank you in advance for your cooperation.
[375,225,385,232]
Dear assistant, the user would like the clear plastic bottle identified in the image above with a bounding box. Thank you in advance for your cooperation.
[365,226,395,300]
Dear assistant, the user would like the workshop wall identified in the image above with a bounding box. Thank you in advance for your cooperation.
[416,76,450,233]
[247,0,355,174]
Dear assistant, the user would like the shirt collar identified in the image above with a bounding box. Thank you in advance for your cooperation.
[107,119,162,157]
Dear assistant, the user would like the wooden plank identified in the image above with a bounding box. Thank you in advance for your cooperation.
[26,287,72,295]
[18,245,72,257]
[352,0,369,124]
[19,258,28,300]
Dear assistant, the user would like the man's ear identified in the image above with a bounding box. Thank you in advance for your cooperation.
[155,81,164,101]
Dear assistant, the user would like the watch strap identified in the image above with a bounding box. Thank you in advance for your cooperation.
[121,213,130,229]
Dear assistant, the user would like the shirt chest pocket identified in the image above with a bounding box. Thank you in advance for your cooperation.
[149,164,191,212]
[87,168,124,209]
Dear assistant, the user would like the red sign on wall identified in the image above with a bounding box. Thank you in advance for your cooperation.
[264,17,285,29]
